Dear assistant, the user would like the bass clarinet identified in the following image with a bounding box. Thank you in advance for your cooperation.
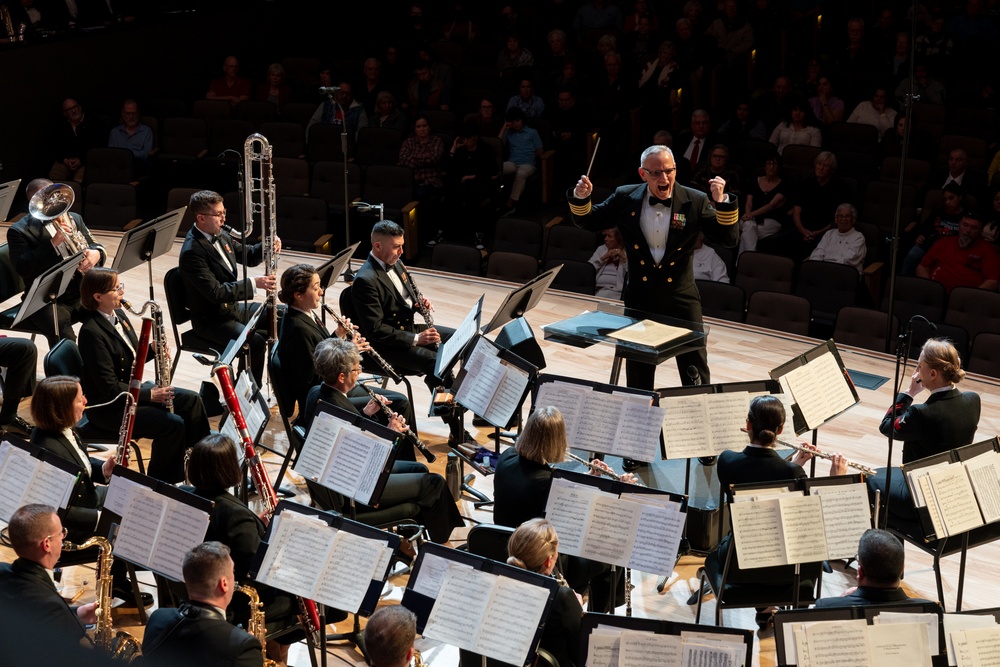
[115,315,153,467]
[212,363,323,644]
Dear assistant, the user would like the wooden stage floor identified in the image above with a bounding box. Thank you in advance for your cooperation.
[2,225,998,666]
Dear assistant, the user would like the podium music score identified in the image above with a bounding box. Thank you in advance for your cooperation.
[401,541,560,667]
[0,435,81,521]
[580,611,754,667]
[541,304,706,384]
[533,374,662,463]
[249,500,400,616]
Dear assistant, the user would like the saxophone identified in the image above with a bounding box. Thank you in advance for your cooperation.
[63,537,142,662]
[122,299,173,412]
[238,584,280,667]
[244,133,279,361]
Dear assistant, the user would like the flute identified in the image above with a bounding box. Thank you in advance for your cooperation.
[322,304,401,382]
[779,439,877,476]
[565,451,622,480]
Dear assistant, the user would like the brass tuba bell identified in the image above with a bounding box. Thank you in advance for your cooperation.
[29,183,88,255]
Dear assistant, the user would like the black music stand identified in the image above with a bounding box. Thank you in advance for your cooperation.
[316,241,360,327]
[0,178,20,223]
[13,252,84,342]
[110,207,185,302]
[219,297,266,372]
[481,264,562,335]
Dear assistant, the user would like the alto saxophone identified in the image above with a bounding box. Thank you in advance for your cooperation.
[237,584,280,667]
[122,300,173,412]
[63,537,142,662]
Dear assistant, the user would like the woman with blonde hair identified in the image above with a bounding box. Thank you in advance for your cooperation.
[506,519,583,667]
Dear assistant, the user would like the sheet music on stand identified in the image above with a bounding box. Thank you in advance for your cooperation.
[452,333,534,429]
[769,340,860,435]
[100,466,212,581]
[901,437,1000,542]
[728,475,871,568]
[659,379,783,460]
[580,611,753,667]
[773,605,942,667]
[0,436,81,522]
[293,402,398,507]
[434,295,484,381]
[249,499,400,615]
[219,370,270,465]
[532,374,661,462]
[401,542,560,667]
[545,469,687,575]
[0,178,21,222]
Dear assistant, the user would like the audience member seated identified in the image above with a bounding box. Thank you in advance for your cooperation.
[882,31,912,84]
[254,63,293,113]
[739,152,788,256]
[880,112,935,161]
[499,107,543,215]
[916,212,1000,294]
[934,148,986,202]
[674,109,719,184]
[506,78,545,119]
[622,14,660,72]
[894,62,945,107]
[307,81,363,145]
[142,542,262,666]
[593,51,636,167]
[704,0,755,97]
[901,182,966,276]
[808,75,845,127]
[107,98,153,175]
[205,55,251,107]
[637,41,681,138]
[778,151,851,261]
[572,0,623,42]
[590,227,627,299]
[982,186,1000,248]
[756,74,795,135]
[465,97,503,139]
[768,98,821,155]
[690,144,742,200]
[496,30,534,81]
[832,17,875,105]
[49,97,106,183]
[693,232,730,283]
[355,57,390,115]
[539,29,573,88]
[794,57,823,100]
[357,91,410,136]
[545,86,588,190]
[717,99,767,143]
[846,84,897,139]
[814,529,935,608]
[398,114,446,203]
[915,12,953,76]
[444,122,497,247]
[363,606,418,667]
[808,203,867,274]
[506,519,584,667]
[405,62,451,117]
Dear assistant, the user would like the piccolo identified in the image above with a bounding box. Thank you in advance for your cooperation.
[565,451,622,481]
[779,440,877,476]
[356,382,436,464]
[322,304,401,382]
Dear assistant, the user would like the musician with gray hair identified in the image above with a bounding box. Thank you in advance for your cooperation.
[7,177,105,345]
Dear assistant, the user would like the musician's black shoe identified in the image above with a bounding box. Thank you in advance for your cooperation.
[472,415,490,427]
[697,456,717,466]
[448,430,477,447]
[113,589,154,608]
[0,415,33,437]
[622,458,647,472]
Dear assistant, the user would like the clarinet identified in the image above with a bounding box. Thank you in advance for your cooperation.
[212,363,323,644]
[356,381,436,463]
[399,261,438,349]
[116,317,153,467]
[322,304,401,382]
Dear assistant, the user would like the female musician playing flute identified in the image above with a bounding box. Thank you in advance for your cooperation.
[702,395,846,629]
[868,338,981,532]
[493,406,636,613]
[277,264,416,457]
[77,268,210,483]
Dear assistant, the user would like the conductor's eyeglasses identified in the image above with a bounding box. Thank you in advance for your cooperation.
[641,167,676,178]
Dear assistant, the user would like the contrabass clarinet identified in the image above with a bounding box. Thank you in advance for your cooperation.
[116,315,153,467]
[244,133,279,359]
[398,261,437,349]
[122,299,172,412]
[212,363,323,643]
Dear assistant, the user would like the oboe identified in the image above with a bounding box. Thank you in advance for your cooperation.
[399,261,438,349]
[322,304,401,382]
[357,382,436,464]
[779,439,877,476]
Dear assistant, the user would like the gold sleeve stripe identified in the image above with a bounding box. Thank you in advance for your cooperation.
[569,201,592,216]
[716,208,739,226]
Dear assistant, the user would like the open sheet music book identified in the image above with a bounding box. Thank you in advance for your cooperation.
[729,481,871,567]
[586,627,747,667]
[943,612,1000,666]
[105,470,211,581]
[770,341,859,434]
[544,472,686,574]
[294,406,395,506]
[606,319,692,348]
[0,438,80,522]
[403,543,559,667]
[781,618,931,667]
[454,335,533,428]
[660,391,749,459]
[534,376,663,462]
[254,506,396,613]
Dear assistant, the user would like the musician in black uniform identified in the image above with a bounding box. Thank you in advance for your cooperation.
[7,178,105,345]
[302,338,464,544]
[350,220,469,445]
[77,267,209,483]
[567,145,740,390]
[178,190,281,387]
[868,338,981,534]
[142,541,263,667]
[277,263,414,451]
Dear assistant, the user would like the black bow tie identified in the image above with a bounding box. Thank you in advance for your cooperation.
[210,235,222,244]
[649,196,672,207]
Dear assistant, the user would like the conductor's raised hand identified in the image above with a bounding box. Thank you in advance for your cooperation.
[417,327,440,347]
[574,175,593,199]
[708,176,727,203]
